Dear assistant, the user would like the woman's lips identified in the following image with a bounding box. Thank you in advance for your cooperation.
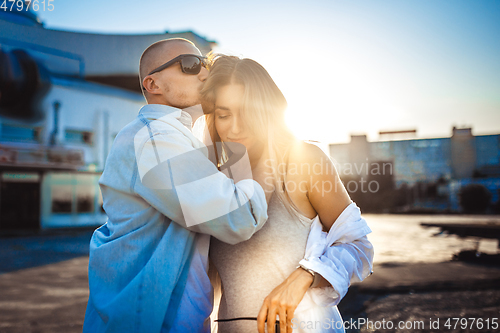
[228,138,247,143]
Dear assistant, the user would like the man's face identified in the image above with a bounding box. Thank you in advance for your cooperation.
[152,42,208,109]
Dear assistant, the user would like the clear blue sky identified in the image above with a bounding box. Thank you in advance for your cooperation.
[37,0,500,144]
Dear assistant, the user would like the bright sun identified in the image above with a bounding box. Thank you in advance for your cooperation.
[279,62,403,145]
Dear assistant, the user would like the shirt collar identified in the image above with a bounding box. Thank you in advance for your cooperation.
[138,104,193,129]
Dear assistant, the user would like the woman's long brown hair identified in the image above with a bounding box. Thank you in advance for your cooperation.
[201,54,301,217]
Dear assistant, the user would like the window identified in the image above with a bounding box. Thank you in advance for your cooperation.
[1,124,41,142]
[48,173,100,214]
[50,173,73,213]
[51,184,73,213]
[75,175,94,213]
[65,129,93,145]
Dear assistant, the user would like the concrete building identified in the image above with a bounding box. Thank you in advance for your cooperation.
[329,128,500,212]
[0,8,216,230]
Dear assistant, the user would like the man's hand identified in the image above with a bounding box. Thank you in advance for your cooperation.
[257,268,313,333]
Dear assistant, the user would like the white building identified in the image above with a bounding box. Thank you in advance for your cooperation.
[0,8,215,230]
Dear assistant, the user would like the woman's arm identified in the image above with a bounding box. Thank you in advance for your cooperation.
[295,144,373,301]
[257,143,373,333]
[301,143,352,229]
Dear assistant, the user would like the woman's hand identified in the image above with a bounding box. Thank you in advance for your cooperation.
[257,268,313,333]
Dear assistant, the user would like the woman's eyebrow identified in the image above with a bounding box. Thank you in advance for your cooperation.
[215,106,230,111]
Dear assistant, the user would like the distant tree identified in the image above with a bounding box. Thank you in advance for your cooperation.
[493,200,500,214]
[493,190,500,214]
[426,182,438,198]
[394,183,411,207]
[472,169,488,179]
[436,176,448,185]
[458,184,492,213]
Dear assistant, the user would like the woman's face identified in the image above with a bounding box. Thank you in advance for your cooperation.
[214,84,263,159]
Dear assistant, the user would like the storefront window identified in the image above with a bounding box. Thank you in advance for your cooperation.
[51,184,72,213]
[76,187,94,213]
[48,173,100,214]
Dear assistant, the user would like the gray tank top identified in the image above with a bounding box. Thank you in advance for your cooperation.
[210,193,315,332]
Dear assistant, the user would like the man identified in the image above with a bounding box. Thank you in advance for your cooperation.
[83,38,272,333]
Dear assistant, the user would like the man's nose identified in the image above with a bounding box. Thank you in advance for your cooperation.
[198,67,208,82]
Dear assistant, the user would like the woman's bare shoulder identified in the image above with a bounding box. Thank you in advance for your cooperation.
[287,141,333,172]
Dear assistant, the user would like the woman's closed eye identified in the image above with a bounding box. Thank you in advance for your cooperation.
[215,109,231,120]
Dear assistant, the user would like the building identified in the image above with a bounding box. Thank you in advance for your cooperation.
[0,8,216,231]
[329,127,500,213]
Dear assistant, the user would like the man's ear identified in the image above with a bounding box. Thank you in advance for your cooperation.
[143,76,161,95]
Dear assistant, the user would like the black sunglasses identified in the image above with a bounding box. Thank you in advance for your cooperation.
[147,54,207,76]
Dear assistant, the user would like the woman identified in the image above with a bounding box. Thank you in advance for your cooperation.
[200,55,373,333]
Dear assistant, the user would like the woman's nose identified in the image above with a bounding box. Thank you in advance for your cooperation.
[231,117,243,134]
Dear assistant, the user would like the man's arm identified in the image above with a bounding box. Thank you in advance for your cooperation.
[134,128,268,245]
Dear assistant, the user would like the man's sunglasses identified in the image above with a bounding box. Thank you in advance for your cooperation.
[147,54,207,76]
